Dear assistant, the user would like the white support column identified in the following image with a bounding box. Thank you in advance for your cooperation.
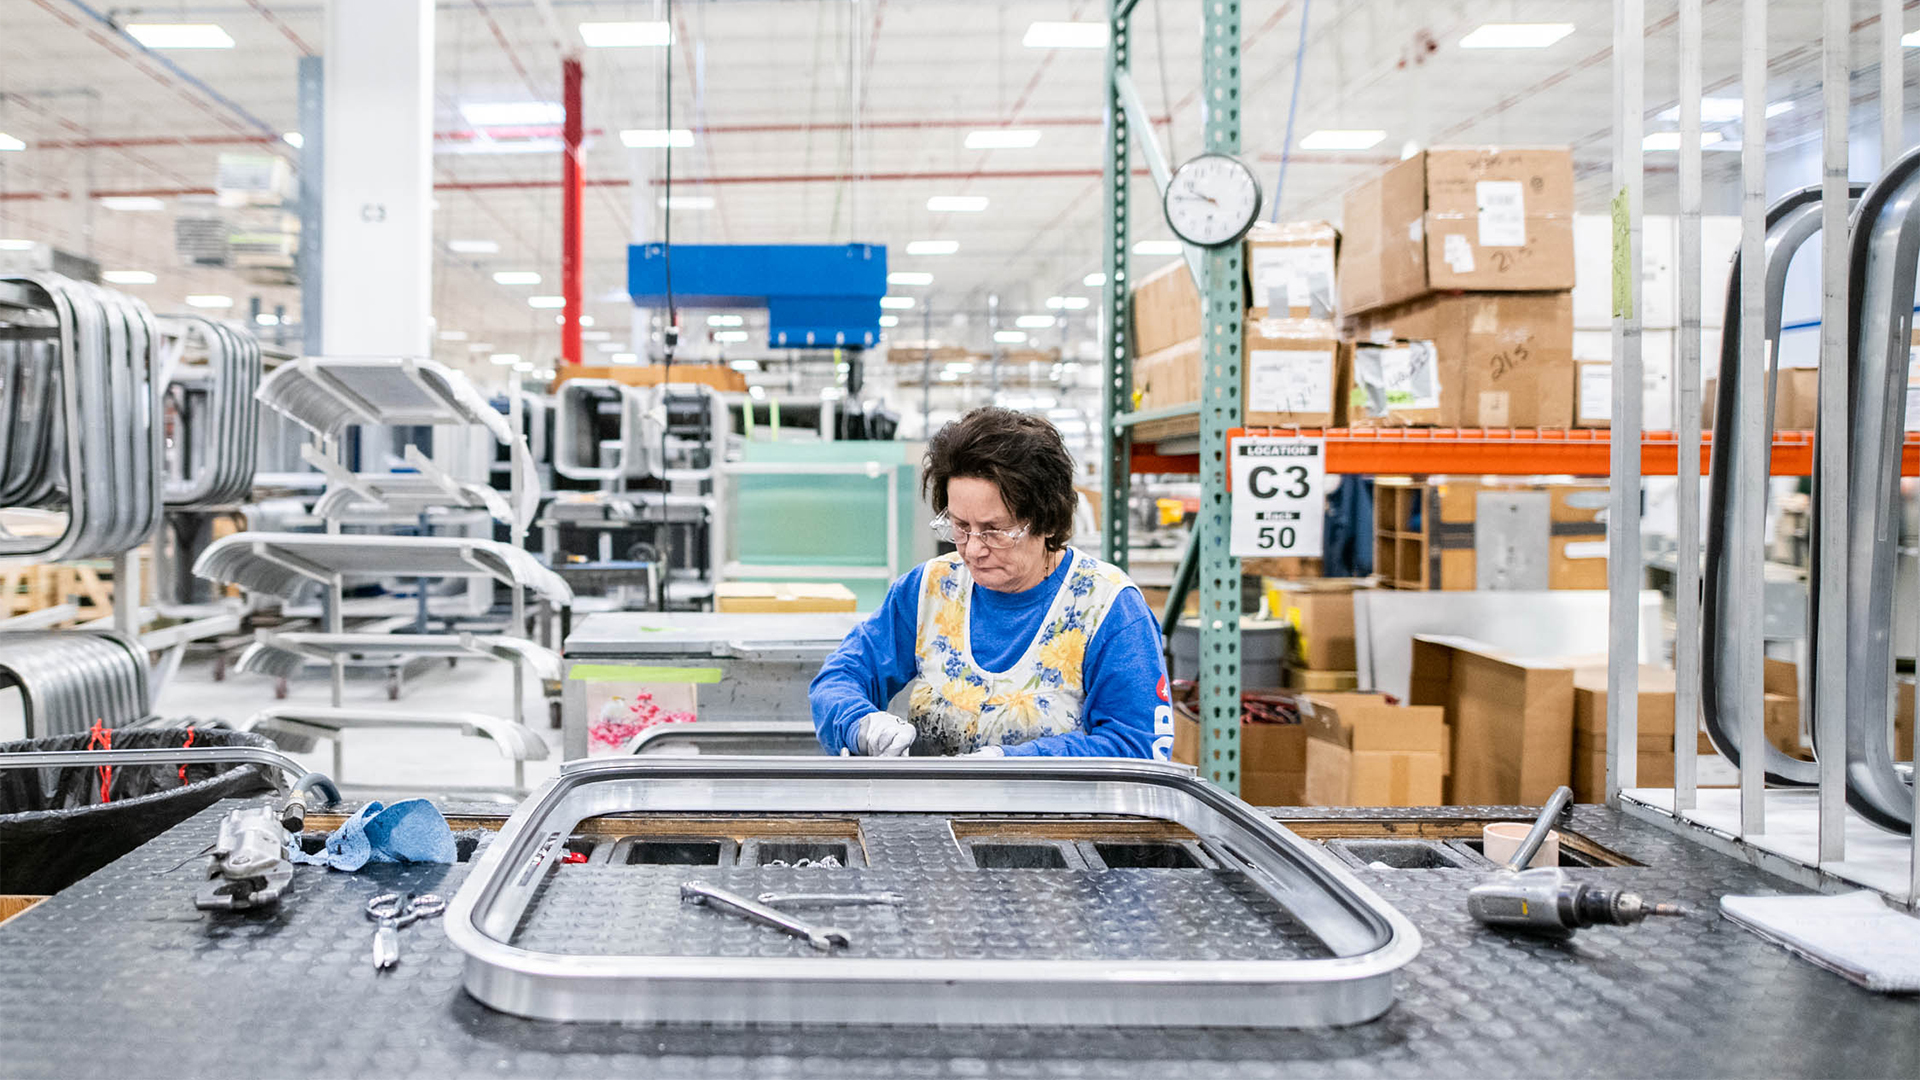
[321,0,434,360]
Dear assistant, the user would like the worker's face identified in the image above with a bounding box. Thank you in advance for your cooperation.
[945,476,1051,592]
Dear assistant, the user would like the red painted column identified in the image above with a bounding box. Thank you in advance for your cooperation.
[561,57,584,366]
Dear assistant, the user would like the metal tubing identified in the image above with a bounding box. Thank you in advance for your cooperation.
[1816,0,1851,861]
[1606,0,1645,802]
[562,58,583,366]
[1674,0,1704,811]
[1505,785,1574,872]
[1737,0,1769,835]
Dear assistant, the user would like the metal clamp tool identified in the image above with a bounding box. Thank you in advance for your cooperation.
[679,881,850,951]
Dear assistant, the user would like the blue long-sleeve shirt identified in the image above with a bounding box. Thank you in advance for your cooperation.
[809,552,1171,758]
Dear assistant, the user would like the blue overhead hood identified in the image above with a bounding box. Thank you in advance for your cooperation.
[627,242,887,349]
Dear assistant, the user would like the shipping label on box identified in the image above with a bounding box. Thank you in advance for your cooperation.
[1577,360,1611,428]
[1247,348,1335,417]
[1350,340,1442,423]
[1475,180,1529,247]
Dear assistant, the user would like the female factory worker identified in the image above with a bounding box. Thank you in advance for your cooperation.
[810,407,1171,758]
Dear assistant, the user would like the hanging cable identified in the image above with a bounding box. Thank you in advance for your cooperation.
[1269,0,1313,222]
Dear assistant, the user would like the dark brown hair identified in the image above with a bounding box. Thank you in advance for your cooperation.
[923,407,1076,551]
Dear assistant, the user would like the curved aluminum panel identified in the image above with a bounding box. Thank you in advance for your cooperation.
[625,719,822,756]
[192,532,574,606]
[446,757,1421,1028]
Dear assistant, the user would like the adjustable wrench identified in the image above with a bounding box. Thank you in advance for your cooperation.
[679,881,851,951]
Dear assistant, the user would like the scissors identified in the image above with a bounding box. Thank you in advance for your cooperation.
[365,891,446,970]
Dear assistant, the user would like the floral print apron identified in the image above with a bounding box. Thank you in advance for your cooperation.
[904,548,1135,755]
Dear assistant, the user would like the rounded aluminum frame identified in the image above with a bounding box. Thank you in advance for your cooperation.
[446,756,1422,1028]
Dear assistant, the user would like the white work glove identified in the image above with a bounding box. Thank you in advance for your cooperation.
[857,712,916,757]
[965,745,1006,758]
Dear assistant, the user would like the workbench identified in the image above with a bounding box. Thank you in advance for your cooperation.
[3,801,1916,1079]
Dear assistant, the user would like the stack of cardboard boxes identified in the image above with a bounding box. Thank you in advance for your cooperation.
[1339,147,1578,429]
[1265,577,1368,691]
[1301,693,1448,807]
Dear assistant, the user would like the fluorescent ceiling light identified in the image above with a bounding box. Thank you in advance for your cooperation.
[1133,240,1183,255]
[98,196,164,211]
[579,21,672,47]
[1458,23,1575,49]
[582,330,612,341]
[906,240,959,256]
[728,360,759,372]
[994,330,1028,344]
[597,342,627,353]
[437,137,564,156]
[1658,98,1794,123]
[940,371,960,382]
[102,270,156,285]
[1907,30,1920,47]
[255,313,279,326]
[1022,21,1108,49]
[514,361,534,372]
[493,271,541,285]
[945,362,975,374]
[0,132,25,152]
[528,295,565,309]
[611,352,639,364]
[1059,296,1090,310]
[714,330,749,343]
[281,131,303,149]
[1015,315,1056,329]
[448,239,499,254]
[185,295,233,309]
[488,353,522,366]
[1643,130,1726,151]
[888,272,934,286]
[1083,272,1106,287]
[438,329,468,341]
[1299,129,1387,150]
[621,128,694,148]
[461,102,562,127]
[707,314,745,327]
[125,23,234,49]
[658,195,714,209]
[927,195,989,212]
[880,296,916,309]
[879,315,900,327]
[580,315,595,327]
[965,129,1042,149]
[0,240,33,250]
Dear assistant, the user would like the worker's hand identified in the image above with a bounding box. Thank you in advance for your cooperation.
[857,712,916,757]
[964,745,1006,758]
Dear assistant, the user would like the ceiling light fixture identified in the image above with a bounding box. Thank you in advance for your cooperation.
[578,21,672,47]
[994,330,1028,344]
[906,240,960,256]
[467,342,495,352]
[493,271,541,285]
[98,196,165,211]
[1083,272,1106,287]
[611,352,639,364]
[513,361,534,372]
[620,128,694,148]
[1015,315,1056,329]
[965,129,1042,149]
[888,272,934,286]
[582,330,612,341]
[281,132,304,149]
[1458,23,1576,49]
[880,296,916,309]
[1657,98,1794,123]
[102,270,157,285]
[255,313,279,326]
[927,195,989,212]
[528,295,565,309]
[448,239,499,254]
[707,314,745,327]
[460,102,563,127]
[1022,21,1108,49]
[658,195,715,209]
[714,330,749,343]
[1058,296,1090,310]
[879,315,900,327]
[125,23,235,49]
[1643,130,1727,151]
[185,295,233,309]
[0,240,33,250]
[1132,240,1183,255]
[488,353,522,366]
[1298,129,1387,150]
[0,132,25,152]
[580,315,595,327]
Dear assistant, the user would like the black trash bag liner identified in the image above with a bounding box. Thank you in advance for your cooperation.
[0,725,276,896]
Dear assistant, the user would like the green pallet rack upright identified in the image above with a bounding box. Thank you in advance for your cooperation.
[1101,0,1244,794]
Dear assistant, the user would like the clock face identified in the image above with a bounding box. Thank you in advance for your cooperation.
[1162,153,1262,248]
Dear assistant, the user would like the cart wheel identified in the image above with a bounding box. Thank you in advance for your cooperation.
[549,700,562,730]
[387,673,400,700]
[274,677,288,700]
[212,655,227,682]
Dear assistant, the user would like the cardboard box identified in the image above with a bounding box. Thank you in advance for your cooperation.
[1338,147,1576,315]
[1269,578,1366,670]
[1572,665,1678,740]
[1301,694,1448,807]
[1898,676,1913,762]
[1409,635,1574,805]
[1701,367,1820,432]
[1246,221,1338,320]
[1575,359,1611,428]
[1284,667,1359,692]
[1350,291,1574,428]
[714,581,858,614]
[1171,709,1308,805]
[1134,322,1349,433]
[1572,747,1674,801]
[1549,485,1610,590]
[1130,260,1202,356]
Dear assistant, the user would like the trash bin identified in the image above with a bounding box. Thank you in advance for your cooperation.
[0,726,277,895]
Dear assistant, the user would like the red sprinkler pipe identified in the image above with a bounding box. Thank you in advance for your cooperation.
[561,57,584,367]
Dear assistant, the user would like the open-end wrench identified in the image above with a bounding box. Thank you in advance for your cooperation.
[756,891,904,909]
[679,881,851,951]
